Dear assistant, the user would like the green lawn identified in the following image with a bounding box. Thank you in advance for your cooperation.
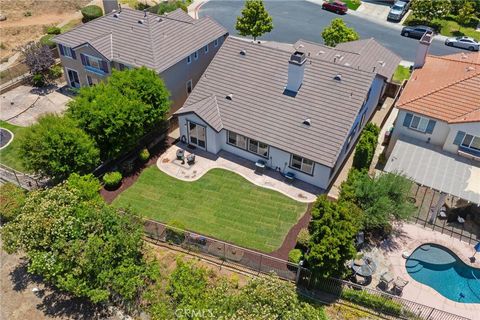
[344,0,361,11]
[392,65,411,84]
[404,15,480,41]
[113,167,308,252]
[0,120,27,172]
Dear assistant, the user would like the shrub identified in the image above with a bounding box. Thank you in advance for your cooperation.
[39,34,55,48]
[121,159,135,175]
[156,1,187,15]
[288,249,303,263]
[103,171,122,189]
[81,5,103,22]
[341,288,403,316]
[32,73,45,87]
[296,228,310,250]
[46,26,61,35]
[139,148,150,162]
[352,123,380,170]
[49,65,63,79]
[0,183,26,223]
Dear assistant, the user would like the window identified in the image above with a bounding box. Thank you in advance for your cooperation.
[214,39,219,47]
[204,44,209,53]
[80,54,108,74]
[186,79,192,94]
[409,115,429,132]
[58,44,76,59]
[188,122,206,148]
[290,154,314,175]
[87,75,99,86]
[227,131,268,157]
[194,50,198,60]
[461,134,480,151]
[187,55,191,64]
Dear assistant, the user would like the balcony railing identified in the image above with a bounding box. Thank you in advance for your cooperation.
[85,65,106,76]
[458,146,480,160]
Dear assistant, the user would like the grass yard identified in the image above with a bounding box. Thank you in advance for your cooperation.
[392,65,411,84]
[113,167,307,252]
[404,15,480,41]
[344,0,362,11]
[0,120,27,172]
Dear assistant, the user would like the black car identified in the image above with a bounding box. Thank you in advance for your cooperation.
[401,25,434,39]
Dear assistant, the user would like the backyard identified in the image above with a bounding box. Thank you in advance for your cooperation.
[0,120,27,172]
[113,167,307,252]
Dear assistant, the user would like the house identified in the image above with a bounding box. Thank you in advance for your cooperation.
[53,7,228,115]
[386,32,480,203]
[174,37,401,189]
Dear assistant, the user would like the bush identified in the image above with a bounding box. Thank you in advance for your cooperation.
[120,159,135,175]
[46,26,61,35]
[156,1,187,15]
[32,73,45,87]
[0,183,26,223]
[103,171,122,189]
[49,65,63,79]
[139,148,150,162]
[81,5,103,22]
[352,123,380,170]
[39,34,56,48]
[341,288,403,316]
[288,249,303,263]
[296,228,310,250]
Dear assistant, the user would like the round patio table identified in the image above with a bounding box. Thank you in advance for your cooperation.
[351,257,377,277]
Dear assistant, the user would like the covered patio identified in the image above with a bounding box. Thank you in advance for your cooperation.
[157,143,322,203]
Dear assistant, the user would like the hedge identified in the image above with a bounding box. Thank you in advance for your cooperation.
[288,249,303,264]
[103,171,122,189]
[139,148,150,162]
[40,34,56,48]
[81,5,103,22]
[341,288,403,316]
[46,26,61,35]
[352,123,380,170]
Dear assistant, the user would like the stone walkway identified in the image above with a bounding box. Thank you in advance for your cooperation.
[157,143,321,203]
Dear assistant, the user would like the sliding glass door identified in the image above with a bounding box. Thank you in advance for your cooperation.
[188,122,206,149]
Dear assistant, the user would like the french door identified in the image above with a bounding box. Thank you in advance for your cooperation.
[188,121,206,149]
[67,69,80,88]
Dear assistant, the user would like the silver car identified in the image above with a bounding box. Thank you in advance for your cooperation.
[445,36,479,51]
[387,1,409,21]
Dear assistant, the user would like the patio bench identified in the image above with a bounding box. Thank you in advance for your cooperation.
[284,172,295,184]
[255,159,266,174]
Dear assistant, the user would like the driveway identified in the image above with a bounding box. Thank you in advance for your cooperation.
[0,83,72,127]
[199,0,462,61]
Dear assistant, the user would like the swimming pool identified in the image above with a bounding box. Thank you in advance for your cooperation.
[405,244,480,303]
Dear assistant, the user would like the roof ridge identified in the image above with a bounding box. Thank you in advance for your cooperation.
[298,38,362,56]
[212,95,223,129]
[450,107,480,123]
[398,68,480,107]
[429,53,480,65]
[145,12,157,68]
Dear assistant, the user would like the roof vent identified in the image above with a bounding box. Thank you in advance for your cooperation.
[334,74,342,81]
[302,118,311,126]
[157,17,163,22]
[113,12,120,18]
[144,9,147,18]
[461,53,468,59]
[138,19,145,24]
[344,62,351,66]
[239,50,246,56]
[317,50,325,55]
[467,66,475,72]
[226,94,233,100]
[334,54,344,62]
[377,60,385,66]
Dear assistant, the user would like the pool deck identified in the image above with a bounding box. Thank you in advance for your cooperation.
[370,223,479,319]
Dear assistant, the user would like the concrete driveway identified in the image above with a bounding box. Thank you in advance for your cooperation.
[0,83,72,127]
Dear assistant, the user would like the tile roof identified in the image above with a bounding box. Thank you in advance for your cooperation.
[176,37,377,168]
[397,52,480,124]
[53,8,228,73]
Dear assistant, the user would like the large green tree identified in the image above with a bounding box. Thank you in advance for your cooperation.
[322,18,359,47]
[67,67,170,160]
[1,175,156,304]
[306,195,361,278]
[235,0,274,41]
[19,114,100,182]
[411,0,452,21]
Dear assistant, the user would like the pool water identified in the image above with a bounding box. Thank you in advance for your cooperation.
[405,244,480,303]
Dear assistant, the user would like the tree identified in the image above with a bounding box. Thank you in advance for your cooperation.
[458,1,476,25]
[353,123,380,170]
[19,115,100,182]
[0,183,25,223]
[306,195,361,278]
[20,42,55,86]
[156,1,187,15]
[81,5,103,22]
[1,175,156,304]
[321,18,359,47]
[411,0,452,21]
[67,67,170,160]
[235,0,273,41]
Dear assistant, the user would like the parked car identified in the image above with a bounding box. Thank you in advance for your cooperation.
[387,1,409,22]
[445,36,479,51]
[401,25,434,39]
[322,0,348,15]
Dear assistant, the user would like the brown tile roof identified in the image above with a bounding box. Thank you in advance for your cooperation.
[176,37,376,168]
[54,8,227,73]
[396,52,480,124]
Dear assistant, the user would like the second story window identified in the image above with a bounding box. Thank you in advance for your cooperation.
[186,79,192,94]
[58,44,76,59]
[194,50,198,60]
[204,44,209,53]
[214,39,219,47]
[80,53,109,74]
[187,55,191,64]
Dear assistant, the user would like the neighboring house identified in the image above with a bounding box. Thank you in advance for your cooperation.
[174,37,401,189]
[53,8,228,115]
[386,32,480,203]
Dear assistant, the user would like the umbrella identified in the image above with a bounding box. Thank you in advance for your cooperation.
[351,257,377,277]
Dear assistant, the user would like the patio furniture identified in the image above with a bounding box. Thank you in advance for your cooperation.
[351,256,377,280]
[379,272,394,290]
[176,149,185,161]
[255,159,266,174]
[438,205,447,219]
[355,232,365,249]
[457,216,466,224]
[393,277,409,296]
[187,153,195,165]
[284,172,295,184]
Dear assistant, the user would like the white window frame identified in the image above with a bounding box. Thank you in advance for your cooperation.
[60,44,75,59]
[214,39,219,47]
[290,154,314,175]
[204,44,209,53]
[66,68,80,88]
[227,131,268,158]
[194,50,199,60]
[409,115,429,133]
[186,79,193,95]
[187,55,191,64]
[461,134,480,151]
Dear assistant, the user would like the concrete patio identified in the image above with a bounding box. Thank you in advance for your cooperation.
[157,143,322,203]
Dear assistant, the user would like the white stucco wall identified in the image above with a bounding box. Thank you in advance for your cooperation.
[443,122,480,154]
[177,113,221,154]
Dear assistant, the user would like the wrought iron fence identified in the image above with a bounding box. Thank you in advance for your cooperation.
[0,164,46,190]
[143,219,469,320]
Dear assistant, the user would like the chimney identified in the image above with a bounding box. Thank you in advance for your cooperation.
[286,51,306,94]
[414,30,433,69]
[103,0,119,14]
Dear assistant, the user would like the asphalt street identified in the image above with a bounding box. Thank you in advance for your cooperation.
[199,0,463,61]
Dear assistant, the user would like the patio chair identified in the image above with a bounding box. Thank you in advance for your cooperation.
[255,159,266,174]
[438,206,447,219]
[187,153,195,165]
[457,216,466,224]
[379,271,394,291]
[176,149,185,161]
[392,276,409,296]
[283,172,295,184]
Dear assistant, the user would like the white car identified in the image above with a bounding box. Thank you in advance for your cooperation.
[444,36,479,51]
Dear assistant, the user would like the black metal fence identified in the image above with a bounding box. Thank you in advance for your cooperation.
[0,164,46,190]
[144,219,469,320]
